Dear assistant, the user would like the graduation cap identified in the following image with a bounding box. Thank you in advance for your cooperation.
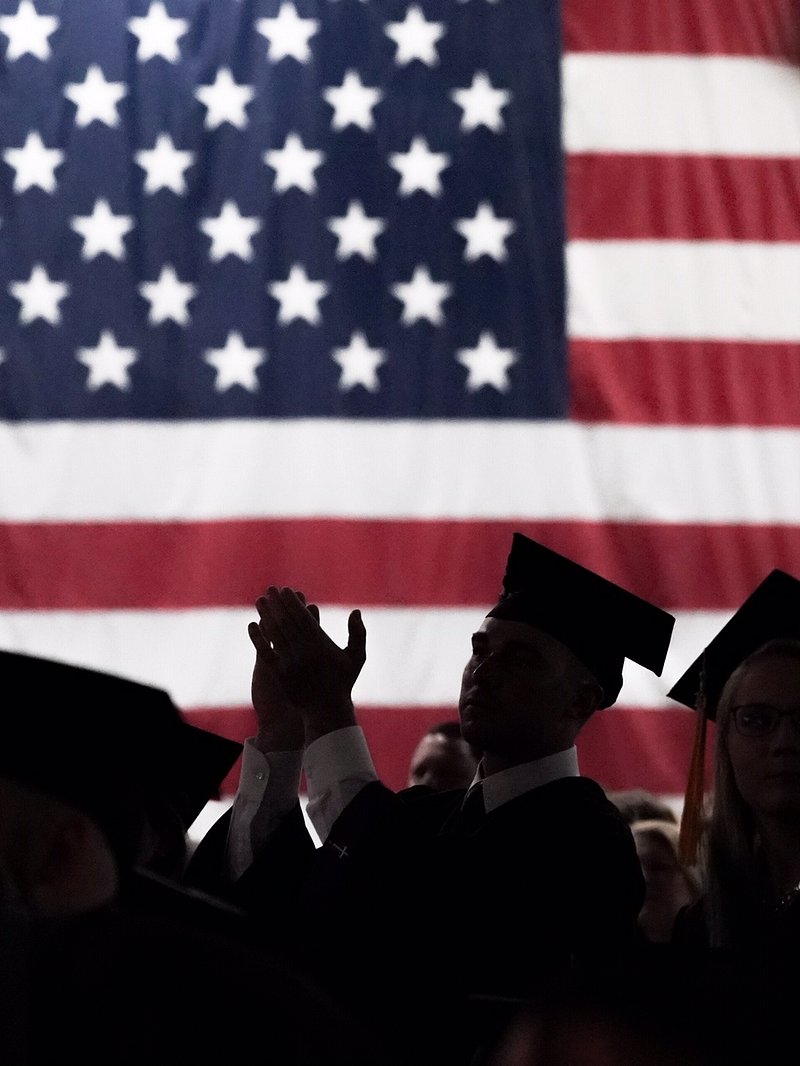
[0,650,242,862]
[487,533,675,708]
[666,569,800,862]
[667,569,800,719]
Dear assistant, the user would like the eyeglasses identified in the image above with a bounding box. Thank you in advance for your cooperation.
[732,704,800,739]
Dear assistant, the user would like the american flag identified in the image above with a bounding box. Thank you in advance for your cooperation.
[1,0,799,803]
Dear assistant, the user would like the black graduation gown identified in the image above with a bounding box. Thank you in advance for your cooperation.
[188,775,645,1065]
[1,867,382,1066]
[670,893,800,1066]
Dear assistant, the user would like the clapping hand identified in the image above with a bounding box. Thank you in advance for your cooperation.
[248,591,308,752]
[249,586,367,745]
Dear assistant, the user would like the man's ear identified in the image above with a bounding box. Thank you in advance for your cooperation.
[28,810,86,911]
[568,681,603,724]
[0,779,118,916]
[30,809,118,916]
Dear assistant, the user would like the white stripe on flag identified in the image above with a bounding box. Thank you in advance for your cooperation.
[568,241,800,341]
[0,605,736,710]
[563,55,800,155]
[3,421,800,522]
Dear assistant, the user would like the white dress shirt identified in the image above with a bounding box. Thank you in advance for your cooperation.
[225,727,579,879]
[225,727,377,879]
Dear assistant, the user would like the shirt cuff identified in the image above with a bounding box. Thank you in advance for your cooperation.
[237,738,303,805]
[303,725,376,795]
[226,739,303,879]
[303,726,378,842]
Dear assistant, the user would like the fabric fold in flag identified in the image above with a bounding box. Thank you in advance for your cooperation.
[1,0,798,801]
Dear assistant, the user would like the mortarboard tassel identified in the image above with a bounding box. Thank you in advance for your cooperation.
[678,654,707,866]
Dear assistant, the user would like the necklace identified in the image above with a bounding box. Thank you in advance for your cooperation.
[772,880,800,913]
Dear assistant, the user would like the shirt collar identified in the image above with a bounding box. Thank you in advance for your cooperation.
[477,746,580,813]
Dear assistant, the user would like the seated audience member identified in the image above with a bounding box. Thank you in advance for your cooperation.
[406,719,480,791]
[189,533,676,1066]
[667,570,800,1064]
[631,819,701,943]
[606,787,678,825]
[0,650,380,1066]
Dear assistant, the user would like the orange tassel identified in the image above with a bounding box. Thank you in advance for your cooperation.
[678,657,708,866]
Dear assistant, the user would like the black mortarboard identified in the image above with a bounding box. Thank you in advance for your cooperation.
[486,533,675,707]
[667,569,800,721]
[0,650,241,859]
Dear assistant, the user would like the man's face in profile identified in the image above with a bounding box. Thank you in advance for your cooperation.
[458,617,582,759]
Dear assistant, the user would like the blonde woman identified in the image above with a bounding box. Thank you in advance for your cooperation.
[674,637,800,953]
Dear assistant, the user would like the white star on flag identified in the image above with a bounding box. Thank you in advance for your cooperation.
[256,2,319,62]
[323,70,383,132]
[9,263,69,326]
[327,200,385,261]
[264,133,324,194]
[64,65,127,128]
[135,133,195,194]
[194,68,255,130]
[454,201,516,261]
[268,264,328,325]
[389,136,450,197]
[127,1,188,63]
[456,331,517,391]
[3,131,64,193]
[77,331,138,391]
[0,0,58,61]
[70,199,134,261]
[385,4,445,66]
[391,265,452,326]
[199,200,262,262]
[138,264,197,326]
[204,332,266,392]
[451,71,512,132]
[332,331,386,392]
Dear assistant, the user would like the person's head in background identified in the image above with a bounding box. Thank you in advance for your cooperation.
[488,951,717,1066]
[631,819,701,943]
[0,650,241,901]
[407,720,480,791]
[606,788,678,825]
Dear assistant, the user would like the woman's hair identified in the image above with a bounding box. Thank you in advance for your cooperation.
[703,637,800,948]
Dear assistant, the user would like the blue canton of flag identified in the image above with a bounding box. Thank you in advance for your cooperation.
[0,0,567,420]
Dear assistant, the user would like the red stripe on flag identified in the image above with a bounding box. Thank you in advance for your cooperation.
[362,706,712,796]
[3,518,800,610]
[185,706,460,796]
[567,154,800,241]
[184,707,250,796]
[570,339,800,426]
[577,708,715,795]
[563,0,798,58]
[185,704,715,796]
